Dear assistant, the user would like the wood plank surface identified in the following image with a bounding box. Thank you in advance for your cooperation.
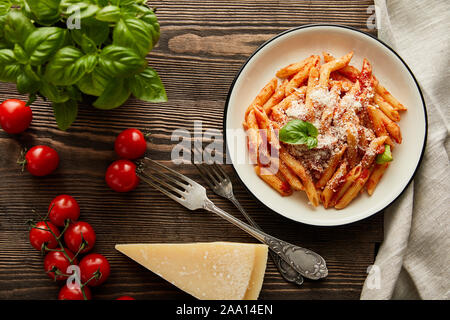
[0,0,380,300]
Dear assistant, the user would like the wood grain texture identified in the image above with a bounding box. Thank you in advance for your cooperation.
[0,0,380,300]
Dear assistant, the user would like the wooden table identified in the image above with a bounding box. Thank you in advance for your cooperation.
[0,0,380,300]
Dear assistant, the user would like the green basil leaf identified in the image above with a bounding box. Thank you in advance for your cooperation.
[76,68,109,96]
[80,54,98,73]
[128,66,167,103]
[0,62,16,79]
[117,0,136,6]
[17,65,41,93]
[0,48,15,64]
[39,81,70,103]
[21,1,35,20]
[0,0,12,15]
[70,29,98,55]
[13,44,28,64]
[279,119,319,149]
[53,99,78,130]
[79,33,97,54]
[95,5,121,22]
[60,1,99,20]
[25,0,61,26]
[121,5,160,45]
[95,0,108,6]
[0,15,6,48]
[4,10,36,46]
[113,18,154,57]
[24,63,40,81]
[305,136,318,150]
[0,49,21,82]
[24,27,67,65]
[376,144,393,164]
[140,11,160,45]
[65,85,82,102]
[98,45,146,77]
[93,77,131,109]
[45,46,88,85]
[70,17,109,46]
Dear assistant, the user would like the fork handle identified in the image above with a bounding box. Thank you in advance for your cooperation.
[203,199,328,280]
[229,197,304,285]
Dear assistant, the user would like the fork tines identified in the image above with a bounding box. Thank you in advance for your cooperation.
[195,162,229,188]
[193,144,230,187]
[136,157,194,202]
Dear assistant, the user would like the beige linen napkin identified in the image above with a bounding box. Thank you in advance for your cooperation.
[361,0,450,300]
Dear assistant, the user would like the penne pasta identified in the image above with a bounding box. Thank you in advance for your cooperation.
[358,59,374,90]
[367,105,394,147]
[361,136,388,169]
[321,161,348,208]
[320,83,342,131]
[274,89,305,112]
[331,164,362,207]
[255,165,293,196]
[319,51,354,87]
[246,110,261,164]
[253,106,280,150]
[263,79,288,114]
[304,66,320,121]
[279,149,320,207]
[278,160,305,191]
[366,163,389,195]
[244,77,277,122]
[346,123,359,167]
[376,106,402,143]
[373,77,407,111]
[276,55,314,78]
[374,93,400,122]
[285,56,319,95]
[245,51,405,209]
[323,52,360,82]
[316,145,347,189]
[335,167,373,209]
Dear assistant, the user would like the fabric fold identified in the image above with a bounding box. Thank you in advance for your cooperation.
[361,0,450,300]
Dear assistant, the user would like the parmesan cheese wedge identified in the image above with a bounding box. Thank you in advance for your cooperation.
[115,242,268,300]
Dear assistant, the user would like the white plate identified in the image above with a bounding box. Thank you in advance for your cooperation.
[224,25,427,226]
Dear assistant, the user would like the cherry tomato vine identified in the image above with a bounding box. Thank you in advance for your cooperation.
[28,198,109,300]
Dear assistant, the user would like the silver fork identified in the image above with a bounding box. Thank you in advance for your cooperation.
[135,157,328,281]
[194,160,305,285]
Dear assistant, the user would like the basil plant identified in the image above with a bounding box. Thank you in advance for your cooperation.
[0,0,167,130]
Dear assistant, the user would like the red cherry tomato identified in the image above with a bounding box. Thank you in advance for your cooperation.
[25,145,59,176]
[29,221,60,251]
[105,160,139,192]
[79,253,111,287]
[114,128,147,160]
[58,284,92,300]
[44,249,78,281]
[64,221,96,254]
[116,296,135,300]
[0,99,32,134]
[48,195,80,227]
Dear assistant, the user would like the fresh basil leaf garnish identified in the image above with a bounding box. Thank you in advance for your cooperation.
[279,119,319,149]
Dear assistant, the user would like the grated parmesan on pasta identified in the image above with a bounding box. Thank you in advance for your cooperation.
[282,85,376,180]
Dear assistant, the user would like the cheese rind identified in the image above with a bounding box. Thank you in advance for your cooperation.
[115,242,268,300]
[244,245,269,300]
